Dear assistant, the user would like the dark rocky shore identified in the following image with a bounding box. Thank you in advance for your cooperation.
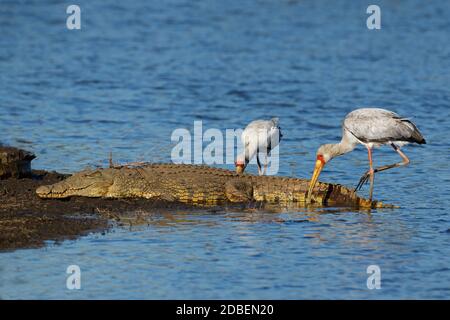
[0,146,221,251]
[0,170,107,251]
[0,169,234,251]
[0,168,229,251]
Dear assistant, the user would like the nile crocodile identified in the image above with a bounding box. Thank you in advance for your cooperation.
[36,164,392,208]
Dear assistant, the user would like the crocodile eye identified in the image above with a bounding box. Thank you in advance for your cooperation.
[87,171,102,178]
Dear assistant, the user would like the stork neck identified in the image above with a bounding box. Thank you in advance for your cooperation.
[330,137,356,158]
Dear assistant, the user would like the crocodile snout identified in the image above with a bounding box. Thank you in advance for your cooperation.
[36,185,52,198]
[36,183,71,198]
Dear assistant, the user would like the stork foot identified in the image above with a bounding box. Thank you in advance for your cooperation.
[355,170,372,191]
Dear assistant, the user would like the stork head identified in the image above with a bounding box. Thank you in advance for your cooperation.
[306,144,335,203]
[235,154,247,174]
[316,144,337,163]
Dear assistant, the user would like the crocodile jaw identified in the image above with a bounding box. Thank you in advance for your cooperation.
[36,182,100,198]
[36,184,63,198]
[36,169,114,198]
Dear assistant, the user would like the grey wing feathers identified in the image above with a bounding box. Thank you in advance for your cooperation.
[270,117,279,127]
[344,108,425,144]
[399,118,426,144]
[243,118,282,152]
[268,118,282,143]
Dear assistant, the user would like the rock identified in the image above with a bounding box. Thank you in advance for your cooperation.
[0,146,35,179]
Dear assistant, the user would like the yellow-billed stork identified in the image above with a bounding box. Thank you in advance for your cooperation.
[306,108,426,202]
[235,117,282,175]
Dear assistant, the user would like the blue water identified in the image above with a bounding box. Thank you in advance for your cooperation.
[1,0,450,299]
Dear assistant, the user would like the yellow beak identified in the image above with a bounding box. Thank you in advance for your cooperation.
[306,159,324,203]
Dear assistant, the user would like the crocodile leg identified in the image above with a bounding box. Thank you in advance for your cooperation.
[225,179,254,202]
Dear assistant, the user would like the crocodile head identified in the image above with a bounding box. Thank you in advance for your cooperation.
[36,169,114,199]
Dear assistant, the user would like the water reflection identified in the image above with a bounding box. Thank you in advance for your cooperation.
[108,204,408,247]
[0,0,449,299]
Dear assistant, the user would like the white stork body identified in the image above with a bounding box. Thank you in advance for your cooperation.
[307,108,426,202]
[236,118,282,175]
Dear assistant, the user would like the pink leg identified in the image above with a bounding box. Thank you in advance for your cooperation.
[356,144,410,199]
[355,146,375,200]
[367,147,375,200]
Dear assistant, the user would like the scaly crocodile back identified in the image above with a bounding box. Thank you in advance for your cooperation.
[37,163,393,208]
[101,164,390,208]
